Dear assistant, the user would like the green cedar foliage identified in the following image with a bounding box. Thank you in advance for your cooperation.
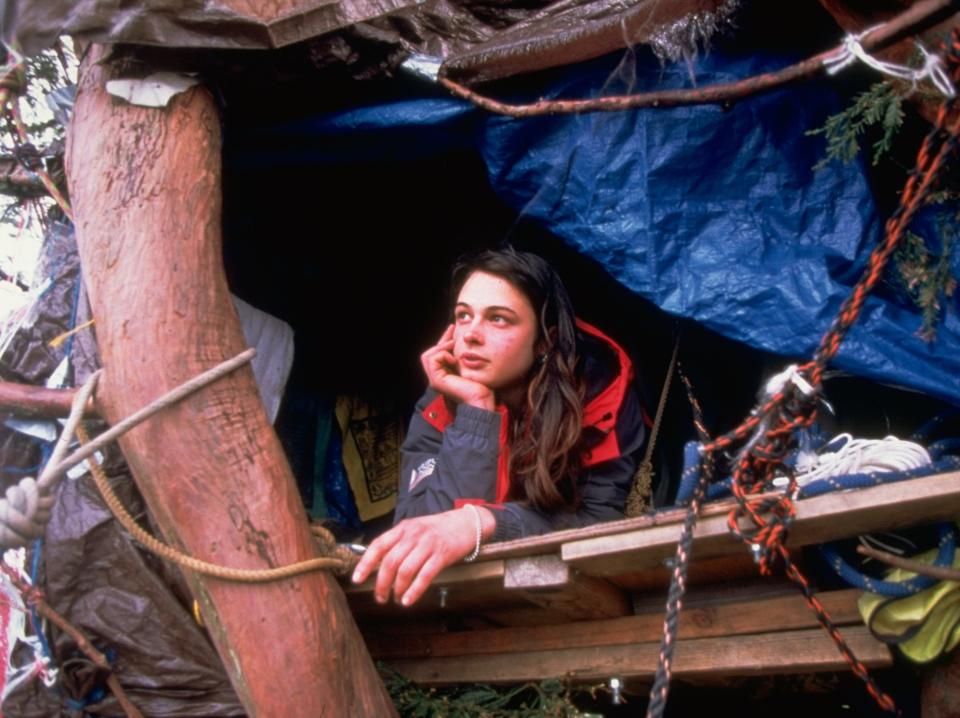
[380,664,604,718]
[891,216,957,342]
[807,81,904,170]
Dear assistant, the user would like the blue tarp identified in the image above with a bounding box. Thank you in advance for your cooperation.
[229,47,960,406]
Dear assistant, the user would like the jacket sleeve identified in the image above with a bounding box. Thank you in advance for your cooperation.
[489,385,647,541]
[393,391,501,522]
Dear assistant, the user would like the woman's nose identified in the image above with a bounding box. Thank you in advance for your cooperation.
[463,320,483,344]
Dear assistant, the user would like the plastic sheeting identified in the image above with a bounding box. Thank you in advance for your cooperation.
[228,46,960,407]
[1,0,728,83]
[0,225,242,716]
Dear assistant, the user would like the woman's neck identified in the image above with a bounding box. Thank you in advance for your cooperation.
[496,383,527,412]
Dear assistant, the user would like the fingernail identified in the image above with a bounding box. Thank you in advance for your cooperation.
[352,571,361,583]
[375,593,386,605]
[401,594,412,606]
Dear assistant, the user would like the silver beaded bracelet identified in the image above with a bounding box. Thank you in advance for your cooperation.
[463,503,483,562]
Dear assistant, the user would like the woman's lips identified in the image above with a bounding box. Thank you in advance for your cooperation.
[459,354,488,370]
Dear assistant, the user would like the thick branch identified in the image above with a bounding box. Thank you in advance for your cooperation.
[0,381,97,419]
[440,0,959,116]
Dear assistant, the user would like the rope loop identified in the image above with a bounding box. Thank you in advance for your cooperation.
[824,24,956,98]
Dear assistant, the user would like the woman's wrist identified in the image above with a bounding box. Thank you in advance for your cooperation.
[463,392,495,411]
[461,504,497,562]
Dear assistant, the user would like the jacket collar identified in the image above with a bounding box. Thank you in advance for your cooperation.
[421,318,633,436]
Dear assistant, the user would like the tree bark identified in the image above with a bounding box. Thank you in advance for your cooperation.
[65,45,396,717]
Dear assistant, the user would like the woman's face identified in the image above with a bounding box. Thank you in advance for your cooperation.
[453,270,539,396]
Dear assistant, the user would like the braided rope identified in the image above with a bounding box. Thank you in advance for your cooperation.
[31,349,355,579]
[0,366,100,547]
[75,424,356,580]
[646,363,713,718]
[647,29,960,717]
[0,348,353,579]
[626,336,680,517]
[780,546,896,712]
[40,350,257,484]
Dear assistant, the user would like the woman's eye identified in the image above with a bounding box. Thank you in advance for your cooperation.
[455,311,471,322]
[490,315,507,325]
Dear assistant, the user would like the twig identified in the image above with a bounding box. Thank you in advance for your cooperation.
[440,0,959,117]
[857,543,960,582]
[0,563,144,718]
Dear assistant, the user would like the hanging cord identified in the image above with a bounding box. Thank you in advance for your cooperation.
[0,348,357,577]
[824,25,955,98]
[434,0,956,117]
[626,335,680,517]
[75,424,356,581]
[0,561,144,718]
[648,28,960,718]
[645,361,714,718]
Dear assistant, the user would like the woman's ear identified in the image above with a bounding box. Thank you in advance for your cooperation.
[537,326,558,354]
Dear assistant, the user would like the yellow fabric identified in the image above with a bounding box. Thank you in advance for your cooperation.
[859,540,960,664]
[335,396,402,521]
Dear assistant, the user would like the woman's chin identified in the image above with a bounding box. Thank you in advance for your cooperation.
[458,367,491,385]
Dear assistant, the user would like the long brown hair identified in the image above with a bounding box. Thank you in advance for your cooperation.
[451,248,585,512]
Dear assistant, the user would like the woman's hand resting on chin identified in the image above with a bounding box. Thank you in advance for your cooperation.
[352,505,496,606]
[420,325,495,411]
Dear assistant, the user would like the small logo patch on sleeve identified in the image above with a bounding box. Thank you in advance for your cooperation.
[409,458,437,489]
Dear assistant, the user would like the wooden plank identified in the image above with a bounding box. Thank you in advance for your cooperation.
[346,558,506,595]
[479,497,750,561]
[346,561,515,620]
[613,552,760,594]
[67,46,395,717]
[387,625,892,685]
[365,589,864,660]
[562,471,960,576]
[503,555,630,620]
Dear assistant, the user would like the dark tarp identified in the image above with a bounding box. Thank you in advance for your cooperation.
[0,224,243,716]
[1,0,730,83]
[226,44,960,407]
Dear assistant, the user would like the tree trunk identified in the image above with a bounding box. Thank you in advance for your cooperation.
[65,45,396,717]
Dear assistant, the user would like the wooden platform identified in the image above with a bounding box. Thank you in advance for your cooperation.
[346,471,960,685]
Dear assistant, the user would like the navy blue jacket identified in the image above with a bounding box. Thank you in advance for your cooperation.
[394,320,648,541]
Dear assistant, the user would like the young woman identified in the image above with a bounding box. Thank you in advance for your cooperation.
[352,248,647,606]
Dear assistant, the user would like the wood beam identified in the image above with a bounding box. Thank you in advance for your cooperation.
[65,46,395,717]
[366,589,865,661]
[386,625,892,685]
[504,555,630,620]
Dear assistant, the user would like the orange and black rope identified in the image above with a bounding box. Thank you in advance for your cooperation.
[646,365,714,718]
[647,29,960,717]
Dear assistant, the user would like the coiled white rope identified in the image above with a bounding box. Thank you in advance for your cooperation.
[790,433,932,487]
[824,25,955,98]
